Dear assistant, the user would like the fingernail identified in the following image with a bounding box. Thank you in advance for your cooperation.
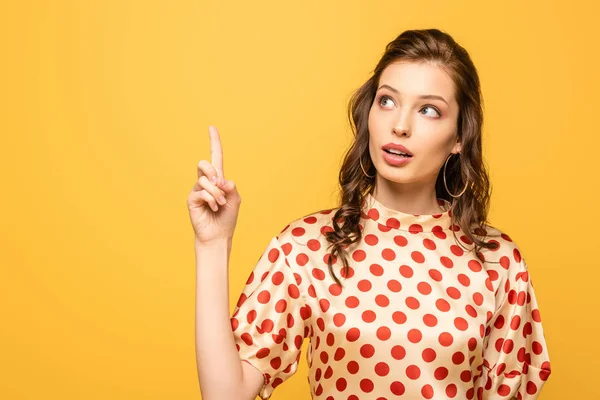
[211,176,217,184]
[218,196,226,204]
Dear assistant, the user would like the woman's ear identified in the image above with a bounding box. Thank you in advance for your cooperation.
[452,141,462,154]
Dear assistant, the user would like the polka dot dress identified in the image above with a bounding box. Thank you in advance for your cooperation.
[230,193,552,399]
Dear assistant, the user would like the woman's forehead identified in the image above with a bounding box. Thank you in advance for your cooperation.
[378,61,455,103]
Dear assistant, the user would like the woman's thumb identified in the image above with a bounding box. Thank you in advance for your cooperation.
[218,177,236,194]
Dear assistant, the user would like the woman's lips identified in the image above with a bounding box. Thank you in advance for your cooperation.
[382,149,413,166]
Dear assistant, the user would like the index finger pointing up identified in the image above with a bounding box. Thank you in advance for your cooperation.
[208,125,224,179]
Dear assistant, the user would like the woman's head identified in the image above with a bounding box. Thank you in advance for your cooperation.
[368,60,462,191]
[324,28,499,287]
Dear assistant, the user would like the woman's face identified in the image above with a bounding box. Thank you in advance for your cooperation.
[368,61,461,186]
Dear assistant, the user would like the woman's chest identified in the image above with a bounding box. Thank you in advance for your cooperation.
[299,236,499,363]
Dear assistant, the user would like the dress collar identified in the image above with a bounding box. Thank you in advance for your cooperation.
[360,192,454,233]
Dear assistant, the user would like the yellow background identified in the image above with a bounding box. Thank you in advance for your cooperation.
[0,0,595,398]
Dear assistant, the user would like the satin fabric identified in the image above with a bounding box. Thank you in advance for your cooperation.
[230,193,551,399]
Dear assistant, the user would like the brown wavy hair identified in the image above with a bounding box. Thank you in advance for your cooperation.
[324,28,501,288]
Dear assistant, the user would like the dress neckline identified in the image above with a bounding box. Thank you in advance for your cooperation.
[360,192,454,233]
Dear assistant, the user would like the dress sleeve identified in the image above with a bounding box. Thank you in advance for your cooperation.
[475,257,552,399]
[230,235,309,400]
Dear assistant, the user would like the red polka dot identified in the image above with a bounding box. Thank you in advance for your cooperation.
[406,365,421,379]
[288,284,300,299]
[434,366,449,380]
[360,344,375,358]
[257,290,271,304]
[503,339,514,354]
[375,362,390,376]
[440,256,454,268]
[422,348,437,362]
[347,360,359,374]
[291,227,305,237]
[388,279,402,292]
[340,265,355,278]
[375,294,390,307]
[526,381,539,395]
[377,326,391,340]
[390,381,406,395]
[358,279,372,292]
[275,299,287,313]
[452,351,465,364]
[364,234,379,245]
[382,248,396,261]
[446,286,461,299]
[360,379,374,392]
[399,265,414,278]
[320,351,329,363]
[345,296,359,308]
[411,251,425,263]
[423,314,438,327]
[362,310,376,323]
[429,269,443,281]
[446,384,458,397]
[422,384,435,399]
[436,298,451,312]
[468,259,483,272]
[409,224,424,234]
[450,245,464,256]
[346,328,361,342]
[367,208,380,220]
[514,248,522,263]
[497,384,511,396]
[352,249,367,262]
[408,328,422,343]
[394,235,408,246]
[423,238,436,250]
[465,304,477,318]
[296,252,309,266]
[370,263,384,276]
[334,347,346,361]
[333,313,346,327]
[312,268,325,280]
[386,218,400,229]
[433,227,447,239]
[307,239,321,251]
[393,311,407,324]
[418,281,432,295]
[391,345,406,360]
[439,332,454,346]
[406,296,420,309]
[454,317,469,331]
[329,284,342,296]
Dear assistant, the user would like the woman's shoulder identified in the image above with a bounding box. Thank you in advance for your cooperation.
[472,222,525,262]
[275,205,341,247]
[471,223,532,291]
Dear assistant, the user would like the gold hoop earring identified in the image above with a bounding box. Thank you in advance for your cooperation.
[359,156,376,178]
[443,153,470,198]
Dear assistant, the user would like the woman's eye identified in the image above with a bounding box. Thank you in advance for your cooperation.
[378,95,441,118]
[378,95,394,108]
[421,105,441,117]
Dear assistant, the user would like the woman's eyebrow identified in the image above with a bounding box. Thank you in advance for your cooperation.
[377,84,449,106]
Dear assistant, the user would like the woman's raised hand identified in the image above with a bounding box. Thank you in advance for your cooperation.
[187,126,241,244]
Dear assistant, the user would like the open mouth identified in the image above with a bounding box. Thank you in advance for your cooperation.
[384,149,413,158]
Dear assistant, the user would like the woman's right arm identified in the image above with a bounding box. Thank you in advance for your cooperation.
[188,126,264,399]
[195,237,264,400]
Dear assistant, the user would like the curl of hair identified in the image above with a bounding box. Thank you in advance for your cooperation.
[323,28,500,288]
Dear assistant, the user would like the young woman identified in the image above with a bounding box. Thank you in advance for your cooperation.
[190,28,552,400]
